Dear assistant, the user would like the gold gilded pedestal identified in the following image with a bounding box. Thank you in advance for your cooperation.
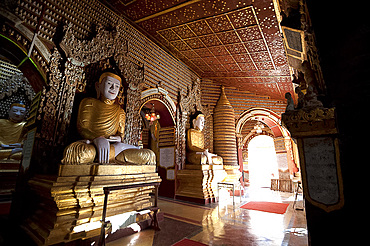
[23,164,161,245]
[175,164,226,204]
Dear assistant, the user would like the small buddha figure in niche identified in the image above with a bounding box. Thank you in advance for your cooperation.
[62,72,155,165]
[0,102,27,160]
[186,111,223,165]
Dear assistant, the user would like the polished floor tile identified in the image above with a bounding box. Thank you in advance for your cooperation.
[108,187,307,246]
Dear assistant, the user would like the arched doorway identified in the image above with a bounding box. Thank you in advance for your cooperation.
[236,108,299,191]
[248,135,279,188]
[140,88,176,198]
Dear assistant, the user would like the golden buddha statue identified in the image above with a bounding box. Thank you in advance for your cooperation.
[186,111,223,165]
[62,72,155,165]
[0,102,27,160]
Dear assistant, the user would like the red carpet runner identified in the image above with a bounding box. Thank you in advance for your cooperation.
[172,238,208,246]
[240,201,289,214]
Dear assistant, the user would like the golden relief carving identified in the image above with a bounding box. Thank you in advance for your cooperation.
[282,107,336,137]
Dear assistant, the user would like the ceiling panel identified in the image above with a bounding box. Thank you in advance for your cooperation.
[100,0,295,100]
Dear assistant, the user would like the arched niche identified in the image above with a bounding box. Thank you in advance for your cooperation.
[0,10,49,92]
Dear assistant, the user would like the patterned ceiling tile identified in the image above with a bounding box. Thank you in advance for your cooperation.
[202,56,221,65]
[180,50,200,59]
[233,54,252,63]
[206,15,233,33]
[208,46,229,56]
[225,43,247,55]
[245,39,267,53]
[193,47,213,57]
[197,65,213,73]
[216,30,240,44]
[250,51,271,62]
[227,7,257,29]
[238,62,256,71]
[216,55,235,64]
[237,26,263,42]
[170,39,190,51]
[107,0,293,99]
[189,57,208,66]
[223,63,241,71]
[184,37,205,49]
[187,20,213,36]
[172,25,195,39]
[255,61,274,70]
[212,64,227,72]
[199,34,222,47]
[157,28,180,41]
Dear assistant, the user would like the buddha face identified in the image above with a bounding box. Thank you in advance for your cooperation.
[193,115,205,131]
[9,105,26,123]
[97,76,121,101]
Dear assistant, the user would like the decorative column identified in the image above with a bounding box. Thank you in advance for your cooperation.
[213,86,241,183]
[282,107,344,212]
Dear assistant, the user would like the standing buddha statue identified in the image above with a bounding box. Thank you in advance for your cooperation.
[186,111,223,165]
[62,72,155,165]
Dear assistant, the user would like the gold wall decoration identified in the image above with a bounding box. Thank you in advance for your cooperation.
[37,22,145,149]
[213,86,238,166]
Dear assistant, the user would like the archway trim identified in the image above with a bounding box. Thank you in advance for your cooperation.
[236,107,289,138]
[140,87,176,125]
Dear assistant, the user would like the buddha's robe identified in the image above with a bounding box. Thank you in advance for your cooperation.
[186,128,222,165]
[0,119,26,160]
[77,98,125,141]
[62,98,155,165]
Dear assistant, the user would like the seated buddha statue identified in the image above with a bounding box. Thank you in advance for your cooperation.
[0,102,27,160]
[62,72,155,165]
[186,111,222,165]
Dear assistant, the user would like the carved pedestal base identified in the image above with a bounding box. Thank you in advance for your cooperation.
[23,163,161,245]
[175,164,226,204]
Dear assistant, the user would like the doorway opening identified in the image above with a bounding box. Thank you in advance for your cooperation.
[248,135,279,189]
[140,97,176,198]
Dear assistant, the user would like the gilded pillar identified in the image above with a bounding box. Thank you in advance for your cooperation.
[213,86,241,183]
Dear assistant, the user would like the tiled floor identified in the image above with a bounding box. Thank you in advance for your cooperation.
[108,187,308,246]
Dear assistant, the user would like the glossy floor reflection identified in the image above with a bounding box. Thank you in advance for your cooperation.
[108,187,307,246]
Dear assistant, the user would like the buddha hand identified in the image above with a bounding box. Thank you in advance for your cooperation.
[93,136,110,163]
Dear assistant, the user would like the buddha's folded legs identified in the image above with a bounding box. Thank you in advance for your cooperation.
[115,148,156,165]
[62,141,99,164]
[62,141,156,165]
[0,149,23,160]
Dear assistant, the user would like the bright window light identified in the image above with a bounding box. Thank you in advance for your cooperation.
[248,135,279,188]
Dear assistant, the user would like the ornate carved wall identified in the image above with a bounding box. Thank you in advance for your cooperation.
[1,0,200,173]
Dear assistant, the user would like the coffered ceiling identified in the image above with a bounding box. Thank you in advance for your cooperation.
[100,0,294,100]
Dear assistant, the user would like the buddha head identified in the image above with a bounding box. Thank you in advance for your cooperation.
[191,111,205,131]
[9,102,26,123]
[96,72,122,101]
